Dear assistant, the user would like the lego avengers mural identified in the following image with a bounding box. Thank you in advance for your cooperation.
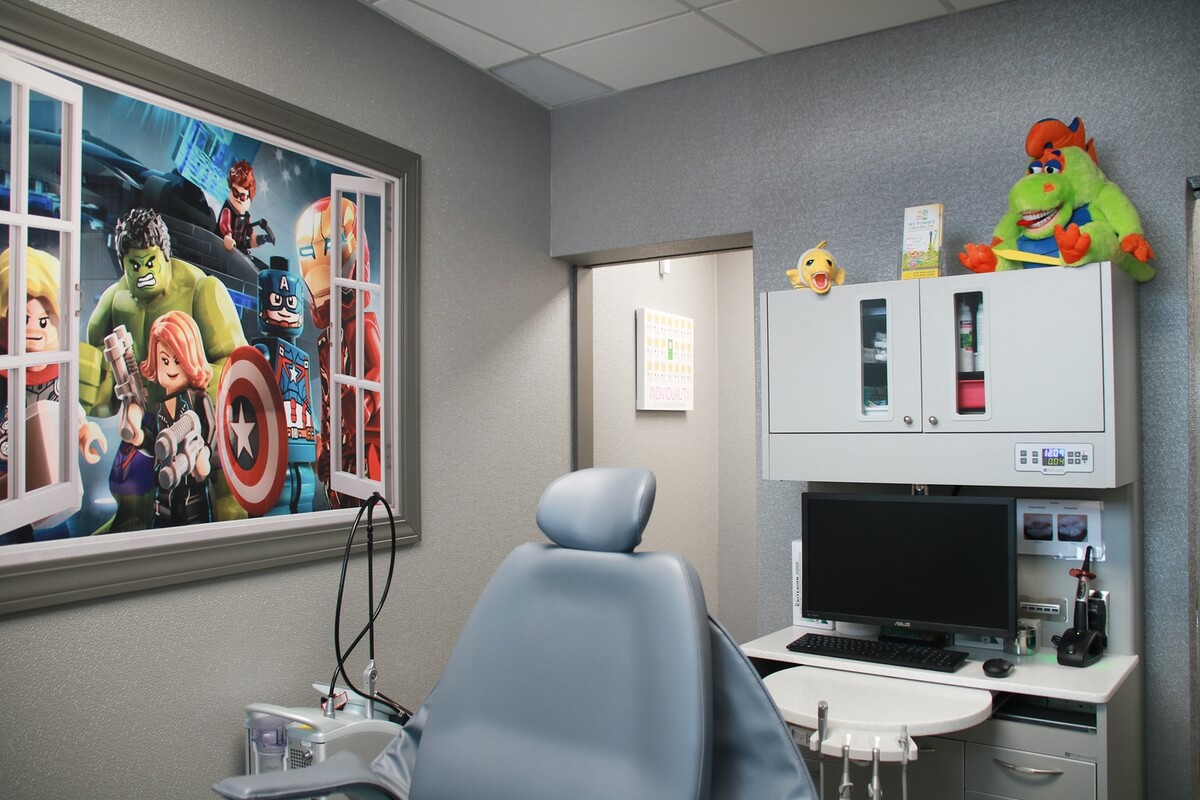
[0,70,385,544]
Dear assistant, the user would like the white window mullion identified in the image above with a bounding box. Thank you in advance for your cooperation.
[0,51,83,531]
[328,175,387,502]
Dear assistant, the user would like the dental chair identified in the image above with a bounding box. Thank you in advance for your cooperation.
[214,467,816,800]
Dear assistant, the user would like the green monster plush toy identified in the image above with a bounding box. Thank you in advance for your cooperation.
[959,117,1155,282]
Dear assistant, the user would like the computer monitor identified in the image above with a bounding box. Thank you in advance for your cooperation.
[801,493,1018,641]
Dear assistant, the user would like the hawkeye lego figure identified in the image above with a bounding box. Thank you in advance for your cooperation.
[217,160,275,257]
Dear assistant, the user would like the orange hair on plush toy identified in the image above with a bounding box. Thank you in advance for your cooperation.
[1024,117,1097,164]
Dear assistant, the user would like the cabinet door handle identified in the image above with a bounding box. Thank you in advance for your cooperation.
[903,416,913,425]
[992,758,1064,776]
[927,415,938,426]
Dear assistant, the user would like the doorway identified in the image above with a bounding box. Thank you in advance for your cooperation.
[574,249,757,642]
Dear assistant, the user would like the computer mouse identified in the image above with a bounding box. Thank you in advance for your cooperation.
[983,658,1014,678]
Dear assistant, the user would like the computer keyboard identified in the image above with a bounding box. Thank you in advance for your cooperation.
[786,633,969,673]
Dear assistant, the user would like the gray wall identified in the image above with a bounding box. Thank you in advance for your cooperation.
[589,251,757,643]
[1,1,569,799]
[713,251,758,645]
[551,0,1197,796]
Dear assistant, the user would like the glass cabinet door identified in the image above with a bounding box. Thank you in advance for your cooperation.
[954,290,986,416]
[860,298,889,416]
[765,279,921,434]
[919,267,1106,433]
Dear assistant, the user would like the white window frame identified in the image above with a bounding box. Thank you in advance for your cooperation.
[0,51,83,531]
[329,175,390,502]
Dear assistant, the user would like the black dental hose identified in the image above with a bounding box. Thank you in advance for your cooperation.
[328,492,412,722]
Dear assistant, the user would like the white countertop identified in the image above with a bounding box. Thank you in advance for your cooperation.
[742,626,1138,704]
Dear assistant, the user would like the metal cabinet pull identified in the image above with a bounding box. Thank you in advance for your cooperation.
[927,415,938,426]
[903,416,913,425]
[992,758,1064,776]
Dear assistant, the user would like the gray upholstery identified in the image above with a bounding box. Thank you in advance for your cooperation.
[214,467,815,800]
[708,617,815,799]
[535,466,656,552]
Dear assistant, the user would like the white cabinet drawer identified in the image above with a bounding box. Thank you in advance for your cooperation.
[966,743,1095,800]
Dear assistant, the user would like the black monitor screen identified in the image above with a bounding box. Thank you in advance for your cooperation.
[801,493,1017,640]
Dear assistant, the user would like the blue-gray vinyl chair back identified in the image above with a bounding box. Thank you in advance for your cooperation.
[213,467,815,800]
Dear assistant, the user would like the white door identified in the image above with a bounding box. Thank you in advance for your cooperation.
[0,53,84,532]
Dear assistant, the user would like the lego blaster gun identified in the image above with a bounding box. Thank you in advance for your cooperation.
[103,324,147,441]
[155,409,205,490]
[253,218,276,246]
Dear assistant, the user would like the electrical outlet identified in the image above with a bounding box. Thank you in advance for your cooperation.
[1018,595,1069,623]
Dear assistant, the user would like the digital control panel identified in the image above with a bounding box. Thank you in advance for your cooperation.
[1014,443,1094,475]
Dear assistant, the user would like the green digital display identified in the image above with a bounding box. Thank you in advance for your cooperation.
[1042,448,1067,468]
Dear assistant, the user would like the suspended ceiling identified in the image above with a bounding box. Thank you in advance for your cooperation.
[361,0,1011,108]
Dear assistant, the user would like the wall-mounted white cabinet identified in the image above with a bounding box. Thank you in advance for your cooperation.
[760,262,1139,488]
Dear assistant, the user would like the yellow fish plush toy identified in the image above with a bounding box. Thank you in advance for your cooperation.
[786,240,845,294]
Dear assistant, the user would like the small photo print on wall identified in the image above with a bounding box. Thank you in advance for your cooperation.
[635,308,694,411]
[1017,499,1104,560]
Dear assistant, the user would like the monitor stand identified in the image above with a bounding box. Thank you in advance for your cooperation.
[878,626,954,648]
[834,622,881,637]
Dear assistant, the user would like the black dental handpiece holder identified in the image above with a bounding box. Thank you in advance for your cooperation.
[1057,546,1104,668]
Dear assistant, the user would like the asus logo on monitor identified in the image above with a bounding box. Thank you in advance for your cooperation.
[893,621,912,627]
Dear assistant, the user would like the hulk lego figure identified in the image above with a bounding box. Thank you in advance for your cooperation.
[80,208,248,531]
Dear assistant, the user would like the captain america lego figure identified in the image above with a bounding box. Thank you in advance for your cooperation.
[253,257,316,514]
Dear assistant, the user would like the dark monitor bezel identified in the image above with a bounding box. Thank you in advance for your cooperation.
[800,492,1018,640]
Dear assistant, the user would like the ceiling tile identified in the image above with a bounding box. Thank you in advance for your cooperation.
[416,0,689,53]
[704,0,949,54]
[374,0,526,68]
[546,14,762,92]
[492,58,613,107]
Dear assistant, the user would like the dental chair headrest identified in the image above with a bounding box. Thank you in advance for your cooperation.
[535,467,656,553]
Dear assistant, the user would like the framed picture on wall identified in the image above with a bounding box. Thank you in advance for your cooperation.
[0,2,420,613]
[635,307,694,411]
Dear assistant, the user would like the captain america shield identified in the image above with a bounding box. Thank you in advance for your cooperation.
[217,346,287,516]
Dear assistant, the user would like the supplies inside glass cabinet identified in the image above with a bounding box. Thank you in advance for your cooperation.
[955,291,986,414]
[861,299,889,415]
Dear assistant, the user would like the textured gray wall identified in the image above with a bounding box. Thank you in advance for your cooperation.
[1190,189,1200,796]
[551,0,1197,796]
[1,1,568,799]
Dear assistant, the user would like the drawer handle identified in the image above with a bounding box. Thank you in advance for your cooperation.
[993,758,1064,776]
